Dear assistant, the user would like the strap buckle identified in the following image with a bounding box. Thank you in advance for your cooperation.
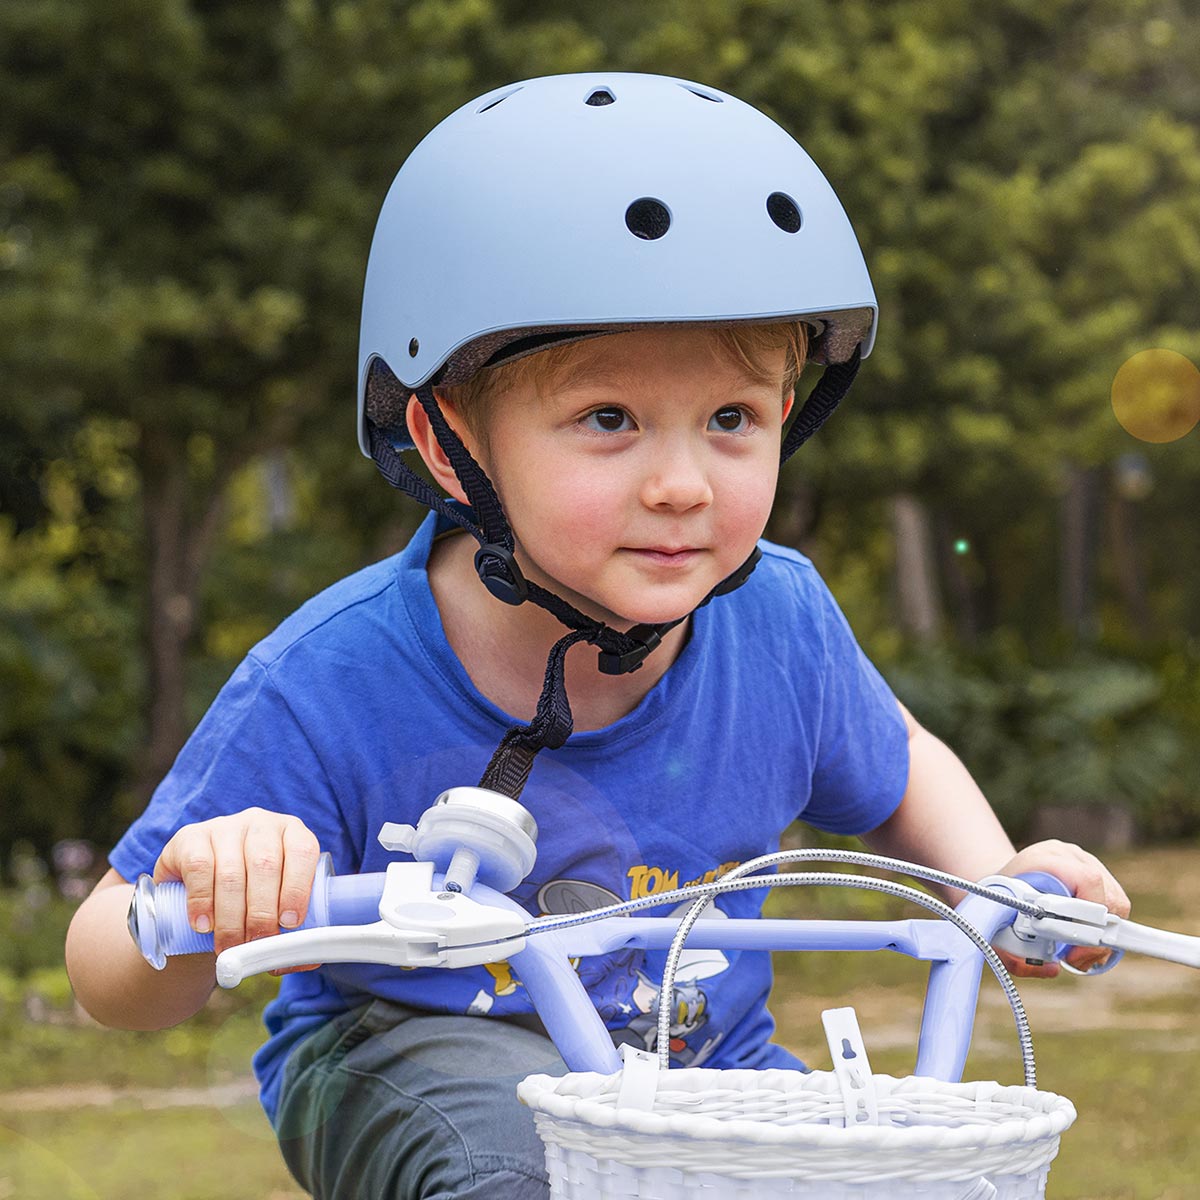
[597,624,662,675]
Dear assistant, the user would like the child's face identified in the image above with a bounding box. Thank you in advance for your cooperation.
[465,327,792,629]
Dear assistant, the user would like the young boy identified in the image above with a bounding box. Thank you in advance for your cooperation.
[66,74,1128,1199]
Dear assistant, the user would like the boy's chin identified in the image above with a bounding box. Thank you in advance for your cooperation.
[540,574,712,631]
[564,597,692,632]
[606,598,704,630]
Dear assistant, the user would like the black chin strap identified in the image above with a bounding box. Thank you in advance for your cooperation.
[477,628,591,798]
[367,349,861,799]
[782,344,861,464]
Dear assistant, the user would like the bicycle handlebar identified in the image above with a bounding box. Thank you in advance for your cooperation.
[128,790,1200,1086]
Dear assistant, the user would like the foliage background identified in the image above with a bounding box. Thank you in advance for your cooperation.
[1,6,1198,1199]
[2,0,1199,868]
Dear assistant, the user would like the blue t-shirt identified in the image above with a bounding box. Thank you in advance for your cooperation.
[110,512,909,1119]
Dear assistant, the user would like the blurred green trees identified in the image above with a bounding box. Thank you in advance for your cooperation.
[1,0,1198,865]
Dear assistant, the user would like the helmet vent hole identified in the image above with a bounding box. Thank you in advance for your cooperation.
[625,198,671,241]
[477,87,522,114]
[408,338,420,357]
[682,85,722,103]
[585,87,616,106]
[767,192,802,233]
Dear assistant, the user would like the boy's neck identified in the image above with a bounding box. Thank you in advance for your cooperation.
[426,530,688,733]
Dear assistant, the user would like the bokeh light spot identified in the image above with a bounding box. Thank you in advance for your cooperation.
[1111,349,1200,443]
[953,539,970,556]
[0,1127,99,1199]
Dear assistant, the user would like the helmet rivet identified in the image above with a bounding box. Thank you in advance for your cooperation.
[408,338,419,357]
[767,192,802,233]
[625,198,671,241]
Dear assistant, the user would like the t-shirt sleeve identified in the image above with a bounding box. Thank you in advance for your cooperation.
[109,654,357,882]
[799,574,910,837]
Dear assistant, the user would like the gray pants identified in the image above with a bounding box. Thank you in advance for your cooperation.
[275,1000,569,1199]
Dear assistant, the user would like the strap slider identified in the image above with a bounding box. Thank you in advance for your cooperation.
[597,624,662,675]
[474,544,529,605]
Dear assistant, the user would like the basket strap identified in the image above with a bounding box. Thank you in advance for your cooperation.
[616,1043,661,1113]
[821,1007,880,1127]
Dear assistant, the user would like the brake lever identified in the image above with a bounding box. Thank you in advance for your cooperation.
[984,874,1200,972]
[217,922,445,986]
[214,860,526,987]
[1091,914,1200,969]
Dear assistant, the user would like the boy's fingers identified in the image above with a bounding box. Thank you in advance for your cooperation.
[151,838,184,885]
[243,814,287,944]
[1104,876,1132,920]
[997,947,1060,979]
[212,824,250,955]
[155,832,217,936]
[1063,845,1132,920]
[278,820,321,930]
[1065,946,1112,972]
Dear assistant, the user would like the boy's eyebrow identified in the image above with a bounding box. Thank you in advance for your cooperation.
[544,360,782,401]
[544,362,632,396]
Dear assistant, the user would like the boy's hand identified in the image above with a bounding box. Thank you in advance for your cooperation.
[152,808,322,972]
[995,839,1131,978]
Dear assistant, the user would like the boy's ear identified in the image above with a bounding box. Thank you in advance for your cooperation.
[782,391,795,423]
[405,394,470,505]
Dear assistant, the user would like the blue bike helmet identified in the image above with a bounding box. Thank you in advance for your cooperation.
[358,72,875,454]
[355,73,877,798]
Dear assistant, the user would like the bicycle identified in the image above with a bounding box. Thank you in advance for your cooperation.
[129,787,1200,1198]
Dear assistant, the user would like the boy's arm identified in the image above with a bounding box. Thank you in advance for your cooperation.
[66,808,320,1029]
[861,700,1130,977]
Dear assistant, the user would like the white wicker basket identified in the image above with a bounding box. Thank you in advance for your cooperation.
[517,1067,1076,1200]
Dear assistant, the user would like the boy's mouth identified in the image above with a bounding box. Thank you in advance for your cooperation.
[625,546,702,566]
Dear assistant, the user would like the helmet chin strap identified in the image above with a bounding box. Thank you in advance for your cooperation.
[366,348,860,800]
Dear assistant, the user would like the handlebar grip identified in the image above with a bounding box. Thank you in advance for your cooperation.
[128,854,387,969]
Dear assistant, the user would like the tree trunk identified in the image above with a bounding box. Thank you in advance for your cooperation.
[264,449,293,531]
[891,493,942,643]
[129,427,227,814]
[1105,470,1153,641]
[934,507,980,647]
[1059,463,1099,641]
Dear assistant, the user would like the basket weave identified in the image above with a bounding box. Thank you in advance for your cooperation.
[518,1068,1076,1199]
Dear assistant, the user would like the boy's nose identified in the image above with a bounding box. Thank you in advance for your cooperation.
[639,445,714,512]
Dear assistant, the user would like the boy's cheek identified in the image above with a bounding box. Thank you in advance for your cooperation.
[717,484,778,539]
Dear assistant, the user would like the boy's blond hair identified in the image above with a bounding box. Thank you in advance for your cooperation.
[439,321,811,443]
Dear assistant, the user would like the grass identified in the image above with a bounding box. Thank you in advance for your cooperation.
[0,978,279,1090]
[0,1105,302,1200]
[2,846,1197,1198]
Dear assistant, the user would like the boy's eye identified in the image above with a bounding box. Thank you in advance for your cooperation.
[583,407,634,433]
[709,407,749,433]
